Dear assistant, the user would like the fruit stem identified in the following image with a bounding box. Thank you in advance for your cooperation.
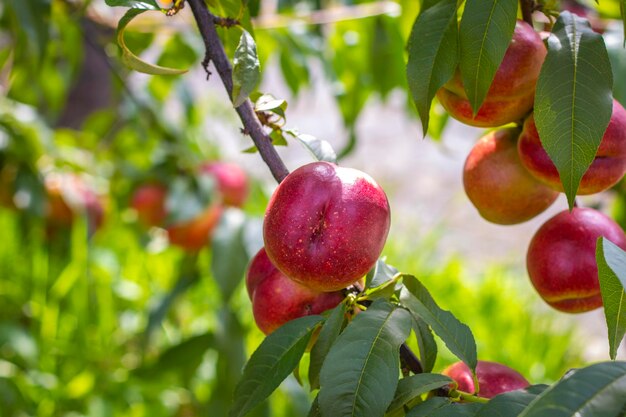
[448,389,490,404]
[520,0,534,26]
[187,0,290,183]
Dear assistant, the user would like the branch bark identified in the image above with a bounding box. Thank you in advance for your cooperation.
[187,0,289,183]
[520,0,534,26]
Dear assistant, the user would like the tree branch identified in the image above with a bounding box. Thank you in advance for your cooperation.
[187,0,289,183]
[520,0,534,26]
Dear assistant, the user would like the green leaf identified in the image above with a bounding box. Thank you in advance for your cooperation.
[309,302,347,390]
[519,362,626,417]
[406,0,459,136]
[6,0,51,62]
[116,9,188,75]
[400,275,477,372]
[318,299,412,417]
[284,130,337,163]
[429,403,483,416]
[253,93,287,119]
[414,317,437,373]
[232,30,260,107]
[229,315,324,417]
[596,237,626,359]
[534,11,613,208]
[387,373,453,413]
[366,258,399,289]
[406,397,451,416]
[308,395,321,417]
[475,389,539,417]
[105,0,158,9]
[621,0,626,47]
[211,210,249,301]
[459,0,518,115]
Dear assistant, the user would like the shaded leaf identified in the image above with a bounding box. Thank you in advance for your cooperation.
[211,210,249,301]
[387,373,453,413]
[406,397,451,416]
[116,9,188,75]
[534,11,613,208]
[229,315,324,417]
[318,300,412,417]
[596,237,626,359]
[414,317,437,373]
[400,275,477,372]
[6,0,51,62]
[309,302,347,390]
[459,0,517,115]
[519,361,626,417]
[475,389,539,417]
[232,30,260,107]
[406,0,459,136]
[366,258,399,289]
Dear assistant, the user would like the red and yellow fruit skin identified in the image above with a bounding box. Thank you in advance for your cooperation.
[463,128,558,225]
[443,361,529,399]
[518,100,626,195]
[263,162,391,292]
[248,248,345,335]
[437,20,546,128]
[527,208,626,313]
[166,204,223,252]
[200,162,249,208]
[130,183,168,227]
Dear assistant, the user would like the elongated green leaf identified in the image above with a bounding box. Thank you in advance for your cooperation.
[6,0,51,62]
[519,361,626,417]
[211,210,249,301]
[406,397,451,416]
[459,0,517,115]
[387,373,453,413]
[475,389,539,417]
[105,0,158,8]
[366,258,399,289]
[229,315,324,417]
[621,1,626,47]
[116,9,188,75]
[534,11,613,208]
[414,317,437,373]
[293,134,337,164]
[597,237,626,359]
[232,30,260,107]
[308,395,321,417]
[309,303,347,390]
[400,275,477,372]
[318,300,412,417]
[429,403,483,416]
[406,0,458,136]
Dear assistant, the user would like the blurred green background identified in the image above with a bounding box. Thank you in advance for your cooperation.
[3,0,626,415]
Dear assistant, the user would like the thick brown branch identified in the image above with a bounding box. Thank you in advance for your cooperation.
[187,0,289,183]
[520,0,534,26]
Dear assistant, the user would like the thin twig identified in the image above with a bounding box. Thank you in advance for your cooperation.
[520,0,534,26]
[187,0,289,183]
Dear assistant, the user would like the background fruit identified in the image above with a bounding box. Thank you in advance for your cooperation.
[130,183,167,227]
[518,100,626,195]
[166,204,223,252]
[248,247,345,335]
[436,20,546,127]
[263,161,391,292]
[442,360,529,399]
[200,162,249,208]
[527,207,626,313]
[463,128,558,225]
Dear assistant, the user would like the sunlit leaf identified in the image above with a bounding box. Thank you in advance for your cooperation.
[232,30,260,107]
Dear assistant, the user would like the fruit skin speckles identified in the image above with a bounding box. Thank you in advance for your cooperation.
[263,162,391,292]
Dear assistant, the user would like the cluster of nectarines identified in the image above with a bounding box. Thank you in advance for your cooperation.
[245,161,390,334]
[442,20,626,313]
[130,161,249,251]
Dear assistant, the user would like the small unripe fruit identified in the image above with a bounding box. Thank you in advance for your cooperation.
[263,162,391,292]
[443,361,529,399]
[463,128,558,225]
[527,208,626,313]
